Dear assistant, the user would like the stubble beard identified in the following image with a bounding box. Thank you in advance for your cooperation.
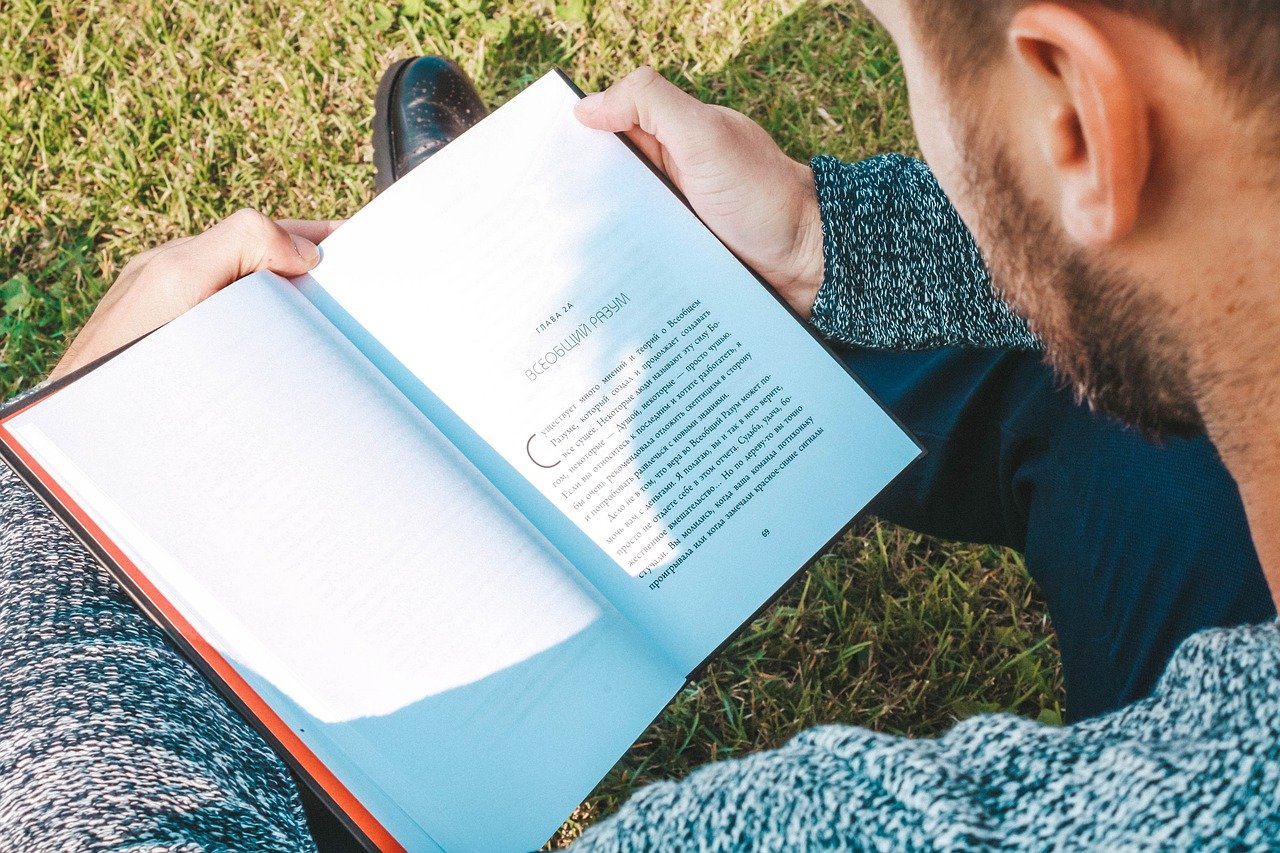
[958,132,1205,439]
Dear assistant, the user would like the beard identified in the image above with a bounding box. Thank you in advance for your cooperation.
[958,134,1204,439]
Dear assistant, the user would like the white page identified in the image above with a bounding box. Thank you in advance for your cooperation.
[300,71,921,671]
[6,272,606,724]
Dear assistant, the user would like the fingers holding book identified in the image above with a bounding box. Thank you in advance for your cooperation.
[49,212,345,381]
[575,66,825,319]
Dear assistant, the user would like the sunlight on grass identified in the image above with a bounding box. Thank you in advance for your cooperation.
[0,1,1062,846]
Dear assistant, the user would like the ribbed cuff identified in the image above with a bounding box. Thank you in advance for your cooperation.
[808,154,861,343]
[806,152,1040,351]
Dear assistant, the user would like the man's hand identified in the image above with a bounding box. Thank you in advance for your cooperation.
[50,211,343,382]
[575,66,825,317]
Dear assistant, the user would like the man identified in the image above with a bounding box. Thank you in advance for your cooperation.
[2,4,1276,850]
[564,0,1280,845]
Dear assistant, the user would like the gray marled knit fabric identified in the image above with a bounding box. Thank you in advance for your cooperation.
[574,623,1280,849]
[0,459,314,851]
[809,153,1040,352]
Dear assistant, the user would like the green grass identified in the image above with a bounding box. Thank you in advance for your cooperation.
[0,0,1063,846]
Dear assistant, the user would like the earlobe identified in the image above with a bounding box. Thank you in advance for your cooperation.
[1010,4,1151,246]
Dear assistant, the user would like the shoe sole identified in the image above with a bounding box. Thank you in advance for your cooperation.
[372,57,416,195]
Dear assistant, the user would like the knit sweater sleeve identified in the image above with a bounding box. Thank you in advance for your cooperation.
[0,389,314,850]
[807,153,1040,351]
[572,623,1280,849]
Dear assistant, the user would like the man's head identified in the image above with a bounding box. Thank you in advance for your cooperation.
[860,0,1280,439]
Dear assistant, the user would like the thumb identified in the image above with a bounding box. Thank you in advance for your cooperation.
[155,208,322,305]
[574,66,710,144]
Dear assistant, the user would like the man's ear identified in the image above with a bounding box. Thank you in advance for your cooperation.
[1009,4,1151,246]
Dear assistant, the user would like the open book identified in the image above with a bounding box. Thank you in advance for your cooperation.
[0,70,921,851]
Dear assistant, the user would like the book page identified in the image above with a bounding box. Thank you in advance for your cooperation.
[299,71,921,673]
[3,272,684,850]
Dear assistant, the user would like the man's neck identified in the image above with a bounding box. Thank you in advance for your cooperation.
[1217,441,1280,615]
[1187,219,1280,613]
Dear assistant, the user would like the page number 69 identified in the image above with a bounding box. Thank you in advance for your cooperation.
[761,529,770,538]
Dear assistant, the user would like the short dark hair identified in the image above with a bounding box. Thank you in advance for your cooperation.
[905,1,1280,120]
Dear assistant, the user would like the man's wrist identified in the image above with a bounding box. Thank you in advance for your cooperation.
[777,160,826,320]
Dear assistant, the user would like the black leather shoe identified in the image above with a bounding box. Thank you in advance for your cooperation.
[373,56,488,193]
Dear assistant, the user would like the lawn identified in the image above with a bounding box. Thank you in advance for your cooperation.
[0,0,1062,846]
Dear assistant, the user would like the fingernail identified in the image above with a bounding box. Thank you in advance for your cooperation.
[290,233,320,265]
[576,94,603,115]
